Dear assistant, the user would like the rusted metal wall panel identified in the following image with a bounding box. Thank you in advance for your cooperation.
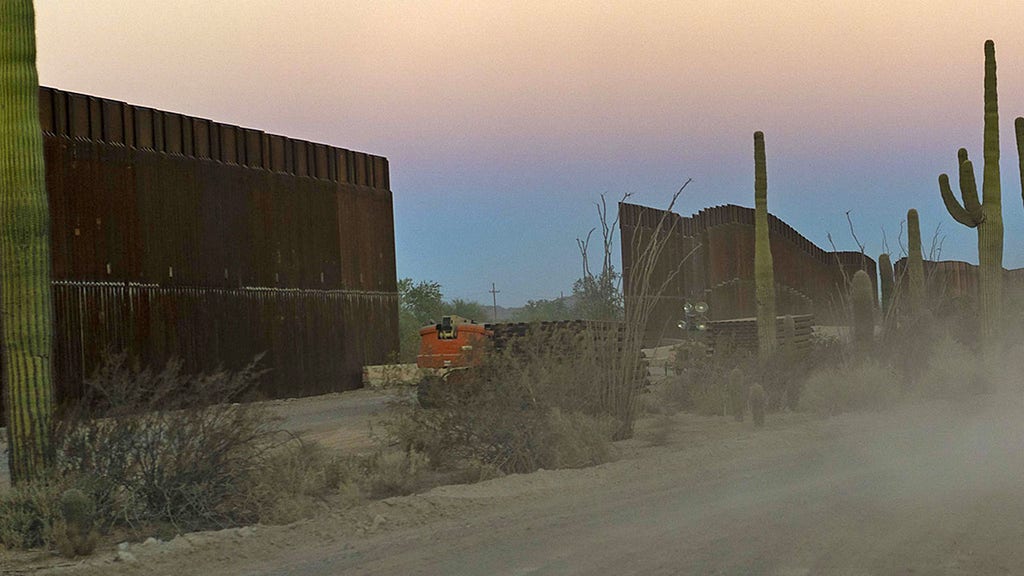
[621,202,878,344]
[1,86,399,418]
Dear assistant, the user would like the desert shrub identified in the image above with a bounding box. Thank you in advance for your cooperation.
[691,380,727,417]
[52,353,278,533]
[242,439,443,524]
[915,334,990,399]
[749,384,766,427]
[726,368,746,422]
[799,359,900,416]
[360,449,432,499]
[385,326,619,474]
[0,480,63,550]
[536,408,617,469]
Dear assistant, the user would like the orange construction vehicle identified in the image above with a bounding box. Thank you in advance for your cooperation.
[416,315,491,370]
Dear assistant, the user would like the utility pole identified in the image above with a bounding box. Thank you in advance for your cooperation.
[490,282,500,322]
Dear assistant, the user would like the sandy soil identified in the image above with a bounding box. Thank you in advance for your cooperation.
[6,389,1024,575]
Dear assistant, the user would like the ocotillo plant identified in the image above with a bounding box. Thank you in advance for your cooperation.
[938,40,1004,342]
[754,131,776,358]
[907,209,925,316]
[0,0,56,482]
[878,253,894,319]
[851,270,874,350]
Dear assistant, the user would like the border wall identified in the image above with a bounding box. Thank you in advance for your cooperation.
[1,87,398,417]
[620,202,876,344]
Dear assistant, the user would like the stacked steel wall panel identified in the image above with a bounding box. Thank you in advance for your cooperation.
[620,202,876,343]
[0,87,398,417]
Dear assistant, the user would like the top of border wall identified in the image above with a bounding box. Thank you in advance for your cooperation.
[620,201,873,271]
[38,86,390,191]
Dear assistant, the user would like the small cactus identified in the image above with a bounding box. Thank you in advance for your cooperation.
[59,489,97,557]
[878,253,894,319]
[726,367,746,422]
[781,314,797,355]
[748,383,766,427]
[851,270,874,349]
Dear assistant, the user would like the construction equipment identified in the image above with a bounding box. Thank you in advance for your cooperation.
[416,315,490,370]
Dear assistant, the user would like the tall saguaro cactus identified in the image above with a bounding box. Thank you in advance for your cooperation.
[0,0,56,482]
[938,40,1004,342]
[907,209,925,316]
[754,131,776,358]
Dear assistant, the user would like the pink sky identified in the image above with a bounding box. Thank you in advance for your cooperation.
[32,1,1024,305]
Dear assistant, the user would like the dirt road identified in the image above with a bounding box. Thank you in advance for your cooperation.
[19,392,1024,576]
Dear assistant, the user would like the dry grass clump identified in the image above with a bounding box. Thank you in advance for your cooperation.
[914,334,992,399]
[0,480,63,550]
[799,360,900,416]
[247,441,436,524]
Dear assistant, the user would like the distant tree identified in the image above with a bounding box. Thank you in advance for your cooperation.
[447,298,487,322]
[513,298,574,322]
[398,278,445,325]
[571,271,622,321]
[396,278,488,362]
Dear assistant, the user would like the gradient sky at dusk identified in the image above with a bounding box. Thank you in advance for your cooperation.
[33,1,1024,306]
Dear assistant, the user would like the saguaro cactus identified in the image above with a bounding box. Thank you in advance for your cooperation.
[938,40,1004,342]
[878,253,894,319]
[907,209,925,315]
[851,270,874,349]
[754,131,776,358]
[1016,117,1023,207]
[0,0,56,482]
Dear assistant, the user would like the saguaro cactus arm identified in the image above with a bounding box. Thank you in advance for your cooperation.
[1016,117,1024,207]
[939,150,983,227]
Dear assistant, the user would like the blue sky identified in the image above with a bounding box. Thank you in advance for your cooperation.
[34,1,1024,306]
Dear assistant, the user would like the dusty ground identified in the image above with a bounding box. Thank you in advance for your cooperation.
[5,388,1024,575]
